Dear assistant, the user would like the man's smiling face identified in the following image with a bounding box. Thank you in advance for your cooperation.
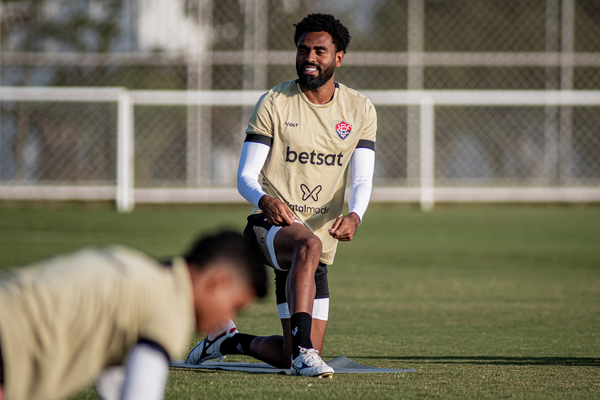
[295,31,340,91]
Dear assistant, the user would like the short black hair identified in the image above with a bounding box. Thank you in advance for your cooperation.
[294,13,351,53]
[184,231,267,299]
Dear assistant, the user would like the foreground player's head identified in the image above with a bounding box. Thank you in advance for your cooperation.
[184,231,267,333]
[294,13,351,90]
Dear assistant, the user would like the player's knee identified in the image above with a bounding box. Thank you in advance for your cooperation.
[296,235,322,261]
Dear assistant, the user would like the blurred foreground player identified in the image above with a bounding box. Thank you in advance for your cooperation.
[187,13,376,378]
[0,231,266,400]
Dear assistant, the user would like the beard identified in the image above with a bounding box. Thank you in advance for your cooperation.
[296,62,336,90]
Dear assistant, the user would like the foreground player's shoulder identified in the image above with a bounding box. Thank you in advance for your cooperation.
[103,245,164,272]
[108,252,194,359]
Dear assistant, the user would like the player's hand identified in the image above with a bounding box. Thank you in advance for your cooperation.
[259,195,295,226]
[328,212,361,241]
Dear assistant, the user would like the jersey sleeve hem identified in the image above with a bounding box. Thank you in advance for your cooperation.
[245,134,273,146]
[357,139,375,151]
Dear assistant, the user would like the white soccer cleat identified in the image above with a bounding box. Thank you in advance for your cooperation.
[185,319,238,364]
[290,347,334,378]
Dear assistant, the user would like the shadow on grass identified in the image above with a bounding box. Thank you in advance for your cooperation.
[359,356,600,367]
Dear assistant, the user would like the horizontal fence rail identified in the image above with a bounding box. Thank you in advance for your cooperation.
[4,51,600,67]
[1,87,600,211]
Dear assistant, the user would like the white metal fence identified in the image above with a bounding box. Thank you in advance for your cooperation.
[1,87,599,212]
[2,1,600,210]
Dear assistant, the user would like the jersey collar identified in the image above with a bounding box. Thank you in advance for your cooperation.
[296,80,339,108]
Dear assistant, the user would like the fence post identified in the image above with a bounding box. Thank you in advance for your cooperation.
[559,0,574,185]
[117,89,135,212]
[407,0,425,187]
[420,97,435,211]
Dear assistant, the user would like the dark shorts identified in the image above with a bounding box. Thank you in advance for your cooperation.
[274,263,329,305]
[244,213,330,306]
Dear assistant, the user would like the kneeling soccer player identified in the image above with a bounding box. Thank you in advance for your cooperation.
[0,231,266,400]
[186,13,376,379]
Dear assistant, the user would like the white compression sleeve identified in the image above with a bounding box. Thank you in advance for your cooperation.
[95,366,126,400]
[120,343,169,400]
[348,147,375,222]
[237,141,270,207]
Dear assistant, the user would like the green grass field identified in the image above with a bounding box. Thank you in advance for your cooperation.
[1,203,599,399]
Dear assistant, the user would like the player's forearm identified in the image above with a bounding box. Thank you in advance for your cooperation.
[348,147,375,222]
[237,141,270,207]
[348,179,372,222]
[120,342,169,400]
[238,172,267,208]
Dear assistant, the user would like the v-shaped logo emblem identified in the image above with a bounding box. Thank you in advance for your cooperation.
[301,184,322,202]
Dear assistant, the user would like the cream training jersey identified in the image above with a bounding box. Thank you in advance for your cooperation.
[245,80,377,264]
[0,247,195,400]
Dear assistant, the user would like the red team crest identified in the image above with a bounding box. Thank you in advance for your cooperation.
[335,120,352,140]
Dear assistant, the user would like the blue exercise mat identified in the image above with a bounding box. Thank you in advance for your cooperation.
[170,355,415,374]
